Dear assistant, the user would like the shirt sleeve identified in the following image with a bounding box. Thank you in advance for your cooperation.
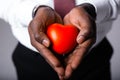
[76,0,120,23]
[114,0,120,13]
[0,0,54,27]
[0,0,54,52]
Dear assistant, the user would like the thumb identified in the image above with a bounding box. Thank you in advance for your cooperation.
[34,32,50,47]
[29,20,50,47]
[76,29,90,44]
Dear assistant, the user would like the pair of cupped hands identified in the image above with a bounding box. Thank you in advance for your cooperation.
[28,5,96,80]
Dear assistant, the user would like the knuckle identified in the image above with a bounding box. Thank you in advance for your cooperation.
[82,29,90,38]
[84,29,90,35]
[34,33,40,40]
[34,33,43,44]
[83,27,96,39]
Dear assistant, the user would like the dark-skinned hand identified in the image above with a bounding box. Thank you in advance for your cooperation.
[28,6,65,80]
[63,5,96,79]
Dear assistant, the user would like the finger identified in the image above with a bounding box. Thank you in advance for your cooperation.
[29,21,50,47]
[63,14,91,44]
[64,47,86,79]
[64,38,94,79]
[35,31,50,47]
[30,11,63,47]
[54,12,63,24]
[76,18,96,44]
[64,64,73,79]
[36,40,65,79]
[64,18,91,45]
[76,28,90,44]
[71,38,94,69]
[28,27,65,78]
[34,12,63,47]
[63,15,71,25]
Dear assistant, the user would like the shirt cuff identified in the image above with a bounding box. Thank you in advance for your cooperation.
[12,0,54,27]
[76,0,118,23]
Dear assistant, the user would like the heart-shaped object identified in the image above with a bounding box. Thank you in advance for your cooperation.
[47,23,79,55]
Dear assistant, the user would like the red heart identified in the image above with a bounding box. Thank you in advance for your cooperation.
[47,23,79,55]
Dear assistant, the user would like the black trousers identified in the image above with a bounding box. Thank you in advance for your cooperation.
[12,38,113,80]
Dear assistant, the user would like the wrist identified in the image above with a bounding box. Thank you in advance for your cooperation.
[32,5,54,18]
[78,3,96,20]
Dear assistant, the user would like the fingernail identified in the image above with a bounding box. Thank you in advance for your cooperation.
[42,39,49,47]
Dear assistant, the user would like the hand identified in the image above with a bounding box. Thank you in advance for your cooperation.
[28,6,64,80]
[63,5,96,79]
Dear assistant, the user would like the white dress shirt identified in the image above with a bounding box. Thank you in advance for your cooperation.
[0,0,120,52]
